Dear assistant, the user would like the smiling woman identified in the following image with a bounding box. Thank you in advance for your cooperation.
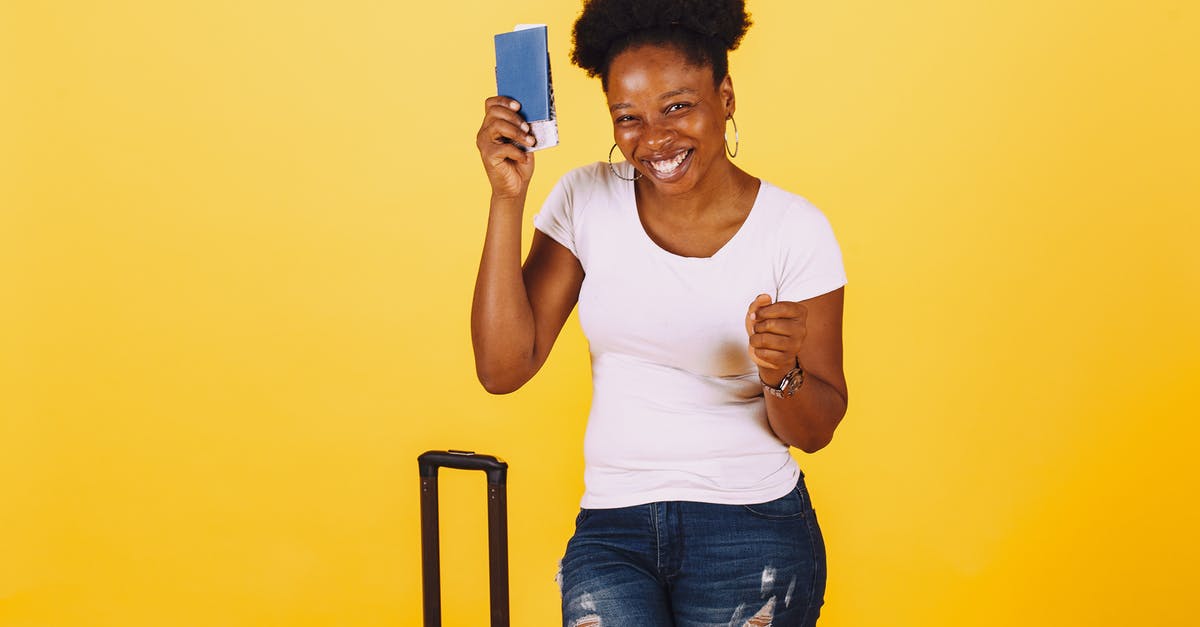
[472,1,848,625]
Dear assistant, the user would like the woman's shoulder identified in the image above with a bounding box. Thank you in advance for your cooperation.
[754,179,834,229]
[543,162,625,213]
[555,161,613,191]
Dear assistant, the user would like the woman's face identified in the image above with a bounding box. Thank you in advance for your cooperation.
[606,44,734,195]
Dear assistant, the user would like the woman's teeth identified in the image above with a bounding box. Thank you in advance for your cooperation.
[649,150,690,176]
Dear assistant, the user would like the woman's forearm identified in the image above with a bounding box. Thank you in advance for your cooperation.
[764,373,848,453]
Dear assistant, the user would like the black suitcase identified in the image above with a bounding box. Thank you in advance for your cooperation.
[418,450,510,627]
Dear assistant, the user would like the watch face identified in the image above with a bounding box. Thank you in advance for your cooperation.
[780,368,803,397]
[763,367,803,399]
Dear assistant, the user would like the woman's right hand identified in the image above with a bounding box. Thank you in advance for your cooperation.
[476,96,537,200]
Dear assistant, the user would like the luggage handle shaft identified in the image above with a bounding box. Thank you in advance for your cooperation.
[418,450,509,627]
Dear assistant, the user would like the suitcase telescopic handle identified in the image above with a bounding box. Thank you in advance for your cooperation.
[417,450,510,627]
[418,449,507,484]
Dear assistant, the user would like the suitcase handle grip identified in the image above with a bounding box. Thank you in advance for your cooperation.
[418,450,507,484]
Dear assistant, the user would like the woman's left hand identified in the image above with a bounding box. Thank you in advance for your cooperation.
[745,294,807,385]
[744,288,847,452]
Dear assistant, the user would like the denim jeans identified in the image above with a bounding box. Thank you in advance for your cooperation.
[559,476,826,627]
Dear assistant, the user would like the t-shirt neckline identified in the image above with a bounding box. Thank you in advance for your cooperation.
[619,164,769,262]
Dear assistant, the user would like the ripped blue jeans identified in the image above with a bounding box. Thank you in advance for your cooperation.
[559,476,826,626]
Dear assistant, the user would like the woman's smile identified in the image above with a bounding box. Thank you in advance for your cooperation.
[643,148,694,180]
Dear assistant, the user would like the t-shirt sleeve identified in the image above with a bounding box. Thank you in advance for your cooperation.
[776,202,848,302]
[532,171,580,258]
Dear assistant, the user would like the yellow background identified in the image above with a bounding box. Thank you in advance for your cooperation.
[3,1,1197,625]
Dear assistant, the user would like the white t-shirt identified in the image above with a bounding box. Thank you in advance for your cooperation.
[534,162,847,509]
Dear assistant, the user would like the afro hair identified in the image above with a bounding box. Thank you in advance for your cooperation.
[571,0,752,90]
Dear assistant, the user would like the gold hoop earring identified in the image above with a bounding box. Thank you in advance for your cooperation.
[608,144,642,181]
[725,115,739,159]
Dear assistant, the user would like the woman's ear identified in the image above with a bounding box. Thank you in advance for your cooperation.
[720,75,736,117]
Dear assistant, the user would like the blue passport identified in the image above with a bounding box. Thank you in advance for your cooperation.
[494,25,558,151]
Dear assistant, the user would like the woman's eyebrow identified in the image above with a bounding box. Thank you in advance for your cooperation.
[610,87,699,112]
[659,87,697,100]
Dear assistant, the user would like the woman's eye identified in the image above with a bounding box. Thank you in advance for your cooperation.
[615,115,637,124]
[666,103,691,113]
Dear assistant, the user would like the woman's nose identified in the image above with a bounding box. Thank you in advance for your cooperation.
[642,122,676,151]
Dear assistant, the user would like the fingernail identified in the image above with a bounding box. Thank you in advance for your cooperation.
[526,135,536,145]
[521,122,530,132]
[509,101,520,110]
[749,312,756,320]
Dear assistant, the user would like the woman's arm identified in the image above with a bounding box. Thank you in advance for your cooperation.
[746,288,848,452]
[472,221,583,394]
[471,96,584,394]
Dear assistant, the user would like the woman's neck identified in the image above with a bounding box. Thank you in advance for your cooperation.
[635,159,756,220]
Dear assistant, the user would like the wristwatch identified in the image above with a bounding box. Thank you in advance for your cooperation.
[762,366,804,399]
